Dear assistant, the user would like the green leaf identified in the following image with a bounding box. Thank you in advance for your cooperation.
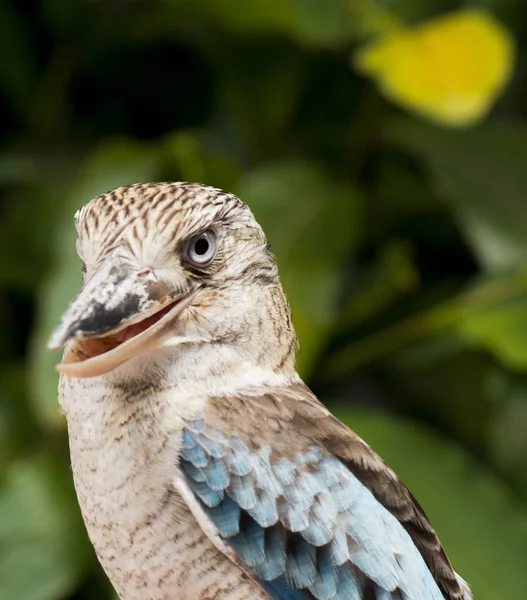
[237,159,362,375]
[458,298,527,370]
[387,347,506,448]
[0,364,40,469]
[161,0,355,46]
[0,3,35,119]
[331,407,527,600]
[0,178,74,290]
[337,240,419,330]
[491,382,527,495]
[387,118,527,271]
[289,0,356,46]
[29,139,161,430]
[186,0,295,36]
[0,455,92,600]
[325,264,527,375]
[162,131,240,191]
[41,0,100,40]
[216,41,306,159]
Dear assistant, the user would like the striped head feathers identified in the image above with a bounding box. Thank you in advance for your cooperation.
[48,182,297,381]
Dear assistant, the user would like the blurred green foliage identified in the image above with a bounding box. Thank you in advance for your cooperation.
[1,1,527,598]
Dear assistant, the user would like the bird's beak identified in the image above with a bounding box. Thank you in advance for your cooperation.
[47,260,198,378]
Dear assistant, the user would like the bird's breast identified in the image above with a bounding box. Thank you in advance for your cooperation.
[59,377,267,600]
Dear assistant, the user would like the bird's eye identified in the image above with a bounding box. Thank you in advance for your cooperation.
[186,230,217,267]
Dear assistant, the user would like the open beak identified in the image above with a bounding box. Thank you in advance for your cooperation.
[47,260,197,378]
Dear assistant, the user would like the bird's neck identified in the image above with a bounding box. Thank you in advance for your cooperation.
[58,341,299,428]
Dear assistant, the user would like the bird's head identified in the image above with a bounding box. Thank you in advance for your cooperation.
[48,182,297,381]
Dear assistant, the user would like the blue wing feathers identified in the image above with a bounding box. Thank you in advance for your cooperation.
[248,488,279,527]
[230,517,266,567]
[286,536,317,588]
[202,457,230,490]
[181,429,197,449]
[283,482,312,511]
[279,502,310,532]
[303,511,333,547]
[254,524,287,580]
[181,442,208,468]
[376,590,398,600]
[226,448,253,476]
[180,420,444,600]
[186,477,223,507]
[207,496,240,536]
[182,461,206,482]
[328,528,349,567]
[311,546,337,600]
[229,473,258,509]
[335,563,362,600]
[197,433,227,458]
[275,458,297,486]
[260,579,311,600]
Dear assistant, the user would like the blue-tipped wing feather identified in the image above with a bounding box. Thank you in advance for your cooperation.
[180,419,445,600]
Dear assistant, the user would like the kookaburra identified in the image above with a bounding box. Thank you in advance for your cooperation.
[48,182,472,600]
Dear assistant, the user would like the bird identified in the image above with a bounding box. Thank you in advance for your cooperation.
[48,182,472,600]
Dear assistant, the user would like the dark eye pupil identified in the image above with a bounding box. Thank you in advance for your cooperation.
[194,237,210,256]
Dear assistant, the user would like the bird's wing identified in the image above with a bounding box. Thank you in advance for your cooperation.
[176,383,471,600]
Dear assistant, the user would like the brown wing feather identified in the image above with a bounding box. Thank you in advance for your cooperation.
[203,382,467,600]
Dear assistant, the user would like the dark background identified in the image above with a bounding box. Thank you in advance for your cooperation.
[1,1,527,598]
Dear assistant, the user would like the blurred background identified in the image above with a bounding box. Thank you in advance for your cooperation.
[1,0,527,598]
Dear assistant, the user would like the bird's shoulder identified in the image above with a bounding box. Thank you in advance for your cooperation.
[180,383,468,600]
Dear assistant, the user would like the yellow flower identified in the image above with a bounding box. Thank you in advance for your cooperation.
[354,9,515,126]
